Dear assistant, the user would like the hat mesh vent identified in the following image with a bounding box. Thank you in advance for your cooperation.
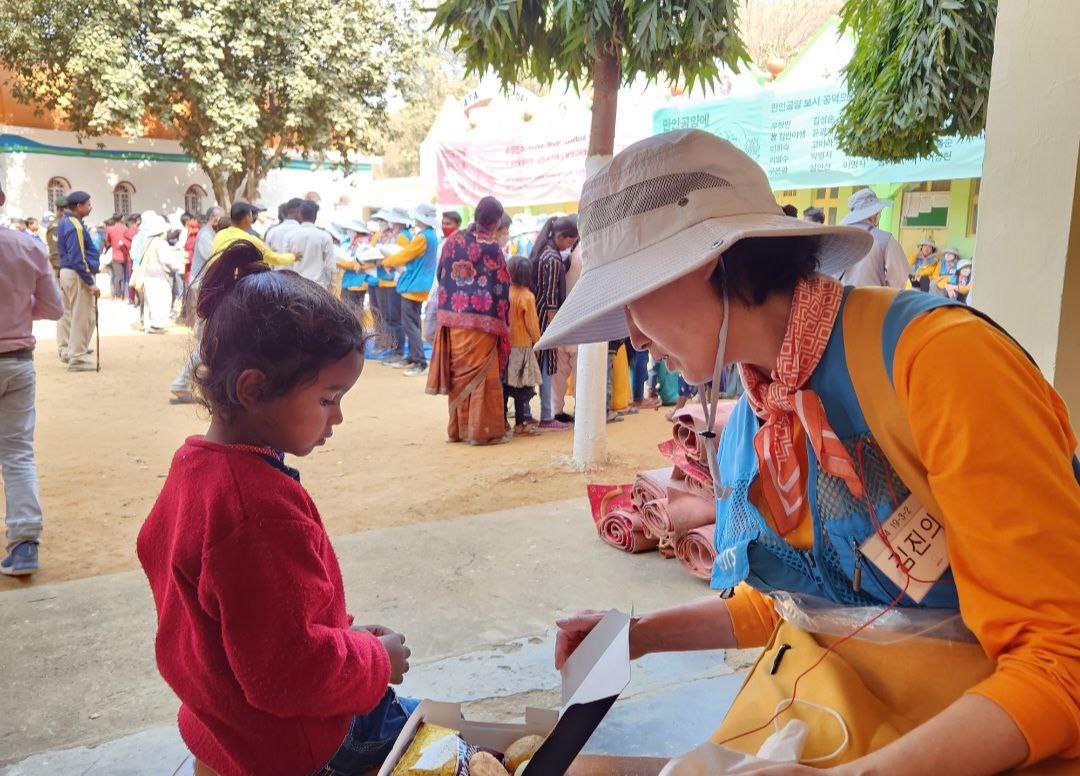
[580,172,732,239]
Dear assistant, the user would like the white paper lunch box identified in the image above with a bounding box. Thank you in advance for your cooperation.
[377,609,667,776]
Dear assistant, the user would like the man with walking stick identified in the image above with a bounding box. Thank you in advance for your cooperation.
[55,191,101,372]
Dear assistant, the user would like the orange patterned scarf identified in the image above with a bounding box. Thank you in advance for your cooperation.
[739,274,864,535]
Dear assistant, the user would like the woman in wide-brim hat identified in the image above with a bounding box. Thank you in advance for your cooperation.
[549,130,1080,773]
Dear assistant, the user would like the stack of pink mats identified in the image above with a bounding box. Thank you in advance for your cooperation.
[584,400,737,581]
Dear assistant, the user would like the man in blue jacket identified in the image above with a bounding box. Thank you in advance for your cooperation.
[380,203,439,377]
[56,191,100,372]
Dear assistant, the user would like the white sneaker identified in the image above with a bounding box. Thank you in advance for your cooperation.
[403,364,428,377]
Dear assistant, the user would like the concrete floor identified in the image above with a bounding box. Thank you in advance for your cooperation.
[0,498,750,773]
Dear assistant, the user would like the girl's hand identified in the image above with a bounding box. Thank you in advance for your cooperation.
[378,633,411,684]
[356,624,398,639]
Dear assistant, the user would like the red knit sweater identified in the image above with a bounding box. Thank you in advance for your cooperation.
[137,437,390,776]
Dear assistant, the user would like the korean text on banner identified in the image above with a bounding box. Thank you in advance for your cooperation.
[652,83,985,190]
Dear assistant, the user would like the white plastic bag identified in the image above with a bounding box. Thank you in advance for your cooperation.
[659,719,809,775]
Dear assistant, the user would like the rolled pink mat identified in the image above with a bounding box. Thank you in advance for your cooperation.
[600,507,660,554]
[661,441,715,498]
[671,401,737,465]
[632,468,673,512]
[666,489,716,539]
[676,524,717,580]
[639,498,670,541]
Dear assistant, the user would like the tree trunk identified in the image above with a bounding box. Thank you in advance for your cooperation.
[243,163,261,204]
[207,170,231,209]
[572,48,620,468]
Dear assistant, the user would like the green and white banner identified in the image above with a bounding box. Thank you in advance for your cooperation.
[652,83,985,190]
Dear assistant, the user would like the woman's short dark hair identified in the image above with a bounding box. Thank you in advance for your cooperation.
[507,255,532,287]
[710,236,820,307]
[474,196,504,230]
[194,240,369,421]
[443,210,462,226]
[552,217,578,240]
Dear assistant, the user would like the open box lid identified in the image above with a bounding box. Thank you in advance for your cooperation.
[521,608,632,775]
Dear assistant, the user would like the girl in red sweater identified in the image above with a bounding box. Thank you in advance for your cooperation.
[138,241,415,776]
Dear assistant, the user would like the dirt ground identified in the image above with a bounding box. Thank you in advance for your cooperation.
[2,298,674,588]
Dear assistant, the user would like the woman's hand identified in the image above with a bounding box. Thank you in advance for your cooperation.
[555,610,650,669]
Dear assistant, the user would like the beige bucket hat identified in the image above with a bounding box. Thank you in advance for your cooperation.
[535,129,874,350]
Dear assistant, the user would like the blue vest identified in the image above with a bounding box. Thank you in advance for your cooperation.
[711,289,963,609]
[396,226,438,296]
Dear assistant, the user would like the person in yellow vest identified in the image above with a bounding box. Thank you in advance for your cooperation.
[209,203,295,268]
[544,131,1080,774]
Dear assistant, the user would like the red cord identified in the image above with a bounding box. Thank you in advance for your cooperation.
[715,439,941,748]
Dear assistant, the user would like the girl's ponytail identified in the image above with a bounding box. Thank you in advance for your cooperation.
[197,240,270,322]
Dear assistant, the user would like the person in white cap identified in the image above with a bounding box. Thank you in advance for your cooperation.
[380,203,439,376]
[837,187,909,289]
[372,208,410,366]
[546,129,1080,774]
[337,219,378,314]
[136,211,185,334]
[955,258,973,303]
[935,246,964,299]
[910,238,940,291]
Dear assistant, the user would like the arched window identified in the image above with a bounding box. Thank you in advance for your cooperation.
[47,177,70,212]
[113,181,136,217]
[184,184,207,216]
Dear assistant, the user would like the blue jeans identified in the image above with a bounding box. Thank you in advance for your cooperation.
[312,690,420,775]
[628,345,649,403]
[539,370,553,422]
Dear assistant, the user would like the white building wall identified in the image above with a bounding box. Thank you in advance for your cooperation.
[0,126,375,225]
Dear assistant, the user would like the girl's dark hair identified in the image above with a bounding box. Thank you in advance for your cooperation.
[475,196,505,230]
[194,240,369,421]
[507,255,532,287]
[709,236,820,307]
[527,216,579,264]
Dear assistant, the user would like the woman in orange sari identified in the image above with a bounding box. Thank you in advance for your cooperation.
[426,197,512,445]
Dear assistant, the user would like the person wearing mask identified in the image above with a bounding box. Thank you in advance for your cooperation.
[45,196,67,282]
[425,196,512,445]
[210,203,295,267]
[374,208,410,366]
[287,200,335,288]
[441,210,461,241]
[251,201,270,238]
[956,258,974,303]
[264,197,303,252]
[803,206,825,224]
[529,216,578,430]
[55,191,101,372]
[838,188,909,289]
[0,181,64,576]
[545,129,1080,775]
[381,203,439,377]
[105,213,130,299]
[169,205,225,404]
[936,247,964,299]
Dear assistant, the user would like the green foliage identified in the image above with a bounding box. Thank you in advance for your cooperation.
[431,0,748,96]
[835,0,998,161]
[375,41,479,179]
[0,0,422,203]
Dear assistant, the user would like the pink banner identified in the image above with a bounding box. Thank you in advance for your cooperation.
[436,132,590,207]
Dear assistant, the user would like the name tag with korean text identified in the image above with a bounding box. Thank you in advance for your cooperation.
[859,494,948,603]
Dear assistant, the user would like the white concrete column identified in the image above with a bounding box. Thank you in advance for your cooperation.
[572,154,613,467]
[973,0,1080,426]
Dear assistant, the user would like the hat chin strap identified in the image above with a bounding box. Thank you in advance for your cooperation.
[697,270,731,499]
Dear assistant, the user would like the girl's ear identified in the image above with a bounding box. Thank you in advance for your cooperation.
[235,369,269,411]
